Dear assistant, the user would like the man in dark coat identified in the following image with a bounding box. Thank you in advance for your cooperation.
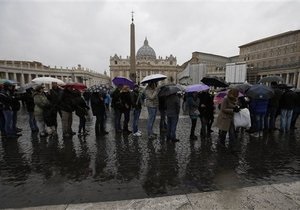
[60,86,76,138]
[24,88,38,132]
[264,82,283,131]
[111,85,123,133]
[0,82,20,138]
[279,88,298,133]
[198,90,214,138]
[90,92,108,136]
[119,85,132,134]
[165,93,181,143]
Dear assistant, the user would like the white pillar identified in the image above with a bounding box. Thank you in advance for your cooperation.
[286,73,290,84]
[21,73,25,85]
[5,71,8,79]
[13,73,17,81]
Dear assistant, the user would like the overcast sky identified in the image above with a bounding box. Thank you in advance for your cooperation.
[0,0,299,74]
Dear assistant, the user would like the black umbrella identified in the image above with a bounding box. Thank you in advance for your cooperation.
[234,83,252,94]
[258,76,284,83]
[277,83,294,90]
[158,84,183,97]
[245,84,274,100]
[87,84,110,93]
[201,76,229,88]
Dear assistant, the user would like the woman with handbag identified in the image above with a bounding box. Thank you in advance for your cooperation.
[215,88,240,150]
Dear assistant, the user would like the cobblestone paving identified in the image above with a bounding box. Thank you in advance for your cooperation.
[0,107,300,208]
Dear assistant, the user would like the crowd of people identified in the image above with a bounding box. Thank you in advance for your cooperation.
[1,80,300,149]
[0,81,108,139]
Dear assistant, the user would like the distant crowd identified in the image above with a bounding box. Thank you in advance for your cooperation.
[0,81,300,152]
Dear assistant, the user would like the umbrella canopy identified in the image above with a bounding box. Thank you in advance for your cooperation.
[158,84,183,97]
[213,90,244,105]
[17,82,39,93]
[185,84,209,93]
[201,76,229,88]
[245,84,274,100]
[64,82,87,91]
[258,76,284,83]
[32,77,65,85]
[86,84,110,93]
[0,79,18,85]
[234,83,252,94]
[141,74,167,84]
[112,76,135,89]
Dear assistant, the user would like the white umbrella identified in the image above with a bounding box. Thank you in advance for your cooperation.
[141,74,167,84]
[32,77,65,85]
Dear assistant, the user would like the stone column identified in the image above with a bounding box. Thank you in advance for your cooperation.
[13,73,17,81]
[28,73,32,82]
[21,73,25,85]
[5,71,8,79]
[286,73,290,84]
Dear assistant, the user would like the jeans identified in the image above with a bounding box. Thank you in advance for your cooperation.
[3,110,15,136]
[147,107,157,136]
[280,109,293,132]
[28,112,38,131]
[132,108,141,133]
[264,107,278,129]
[113,109,122,131]
[255,113,265,132]
[167,115,179,141]
[159,109,167,130]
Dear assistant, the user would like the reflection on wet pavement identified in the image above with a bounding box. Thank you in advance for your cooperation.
[0,107,299,208]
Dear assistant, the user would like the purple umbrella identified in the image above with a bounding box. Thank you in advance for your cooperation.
[185,84,209,93]
[112,76,135,89]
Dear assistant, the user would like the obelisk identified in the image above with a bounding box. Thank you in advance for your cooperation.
[130,11,136,83]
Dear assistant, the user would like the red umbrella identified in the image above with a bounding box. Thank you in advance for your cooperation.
[64,82,87,91]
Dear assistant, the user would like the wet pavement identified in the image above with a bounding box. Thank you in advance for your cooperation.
[0,107,300,209]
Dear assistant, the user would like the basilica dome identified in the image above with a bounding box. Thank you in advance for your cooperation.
[136,38,156,60]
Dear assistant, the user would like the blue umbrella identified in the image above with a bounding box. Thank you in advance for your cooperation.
[245,84,274,100]
[112,76,135,89]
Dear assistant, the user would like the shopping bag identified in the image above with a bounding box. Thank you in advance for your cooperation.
[233,108,251,128]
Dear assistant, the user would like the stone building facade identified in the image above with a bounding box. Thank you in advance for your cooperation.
[110,38,179,84]
[239,30,300,86]
[178,51,237,85]
[0,60,110,87]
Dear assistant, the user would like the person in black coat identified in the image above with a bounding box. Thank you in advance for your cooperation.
[111,85,123,132]
[279,88,298,133]
[198,90,214,138]
[24,88,38,132]
[60,87,76,137]
[73,90,90,136]
[90,91,108,136]
[119,85,132,134]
